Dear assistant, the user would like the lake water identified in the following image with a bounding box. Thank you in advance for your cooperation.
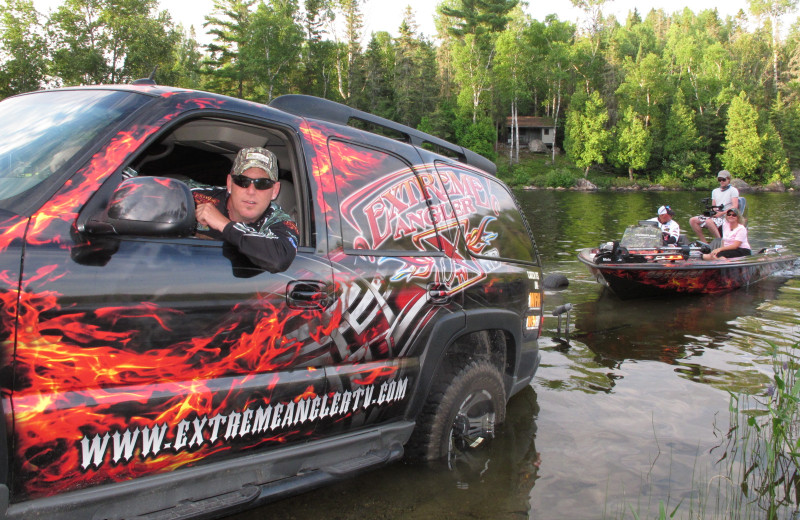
[229,190,800,519]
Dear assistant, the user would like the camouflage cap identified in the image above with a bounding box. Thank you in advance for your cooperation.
[232,147,278,181]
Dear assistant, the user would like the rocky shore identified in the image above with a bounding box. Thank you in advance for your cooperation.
[525,178,799,192]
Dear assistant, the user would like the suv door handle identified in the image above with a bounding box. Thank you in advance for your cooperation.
[427,282,451,305]
[287,281,332,310]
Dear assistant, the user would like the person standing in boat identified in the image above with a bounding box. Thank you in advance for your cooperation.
[702,207,751,259]
[648,205,680,245]
[689,170,739,241]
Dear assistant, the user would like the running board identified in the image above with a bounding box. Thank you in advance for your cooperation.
[135,447,400,520]
[138,486,260,520]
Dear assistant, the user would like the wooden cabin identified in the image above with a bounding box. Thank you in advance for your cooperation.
[505,116,556,148]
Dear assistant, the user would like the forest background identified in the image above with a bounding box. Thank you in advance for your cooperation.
[3,0,800,190]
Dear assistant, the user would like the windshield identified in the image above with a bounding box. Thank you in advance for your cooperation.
[0,89,149,213]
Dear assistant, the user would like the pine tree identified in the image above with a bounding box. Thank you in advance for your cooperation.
[721,91,763,183]
[662,90,710,180]
[203,0,256,98]
[759,119,792,184]
[300,0,335,97]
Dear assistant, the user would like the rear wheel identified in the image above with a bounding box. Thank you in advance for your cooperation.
[407,359,506,464]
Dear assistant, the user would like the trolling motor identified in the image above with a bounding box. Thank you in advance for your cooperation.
[701,197,724,217]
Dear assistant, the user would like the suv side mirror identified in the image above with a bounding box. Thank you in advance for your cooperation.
[85,177,196,236]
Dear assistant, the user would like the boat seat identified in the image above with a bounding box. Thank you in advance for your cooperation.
[677,234,690,246]
[738,196,746,217]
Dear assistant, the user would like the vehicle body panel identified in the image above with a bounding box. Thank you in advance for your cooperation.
[0,85,542,518]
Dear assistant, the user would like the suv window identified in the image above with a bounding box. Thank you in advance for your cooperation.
[0,90,147,212]
[435,161,538,265]
[127,116,307,245]
[331,139,442,255]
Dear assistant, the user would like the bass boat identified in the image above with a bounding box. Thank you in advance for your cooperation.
[577,222,797,299]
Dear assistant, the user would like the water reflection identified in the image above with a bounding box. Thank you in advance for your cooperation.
[573,278,787,367]
[235,387,541,520]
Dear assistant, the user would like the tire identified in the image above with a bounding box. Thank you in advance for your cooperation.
[406,359,507,463]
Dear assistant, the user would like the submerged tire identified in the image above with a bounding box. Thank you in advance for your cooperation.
[543,273,569,289]
[406,359,506,463]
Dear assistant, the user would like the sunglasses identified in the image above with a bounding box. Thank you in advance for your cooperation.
[231,174,276,190]
[726,211,737,216]
[718,177,728,182]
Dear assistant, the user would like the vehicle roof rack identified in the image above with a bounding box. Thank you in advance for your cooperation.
[269,94,496,175]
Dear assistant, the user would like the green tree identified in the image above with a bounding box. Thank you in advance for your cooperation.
[440,0,518,122]
[612,105,651,180]
[333,0,363,105]
[204,0,255,98]
[615,52,670,129]
[300,0,336,97]
[759,119,792,184]
[393,8,438,127]
[362,31,395,119]
[539,16,575,163]
[494,6,532,163]
[564,90,610,176]
[49,0,175,85]
[570,0,611,58]
[244,0,304,102]
[454,114,496,160]
[662,9,734,161]
[771,95,800,167]
[661,90,710,179]
[749,0,799,92]
[0,0,48,97]
[721,91,763,183]
[158,25,203,89]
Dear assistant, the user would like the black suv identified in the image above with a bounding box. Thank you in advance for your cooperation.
[0,85,543,519]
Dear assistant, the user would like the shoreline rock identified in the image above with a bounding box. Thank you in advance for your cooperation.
[522,182,795,192]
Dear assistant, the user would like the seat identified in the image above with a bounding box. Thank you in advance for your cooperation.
[274,178,299,232]
[738,196,746,217]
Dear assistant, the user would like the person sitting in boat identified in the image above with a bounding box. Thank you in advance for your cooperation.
[689,170,739,241]
[702,207,751,260]
[647,205,680,245]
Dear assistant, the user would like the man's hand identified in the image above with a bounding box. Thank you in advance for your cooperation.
[196,203,231,232]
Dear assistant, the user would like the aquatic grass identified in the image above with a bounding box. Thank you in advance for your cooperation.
[688,339,800,519]
[709,339,800,519]
[609,340,800,519]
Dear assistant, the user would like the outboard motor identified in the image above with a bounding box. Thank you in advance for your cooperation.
[593,241,617,264]
[594,241,629,264]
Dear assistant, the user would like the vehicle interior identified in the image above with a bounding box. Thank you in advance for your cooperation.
[127,116,306,244]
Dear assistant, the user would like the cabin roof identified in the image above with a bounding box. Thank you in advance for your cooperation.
[506,116,555,128]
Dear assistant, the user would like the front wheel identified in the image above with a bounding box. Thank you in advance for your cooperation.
[406,359,506,463]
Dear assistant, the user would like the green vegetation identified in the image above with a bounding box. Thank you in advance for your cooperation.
[612,340,800,519]
[3,0,800,187]
[716,342,800,519]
